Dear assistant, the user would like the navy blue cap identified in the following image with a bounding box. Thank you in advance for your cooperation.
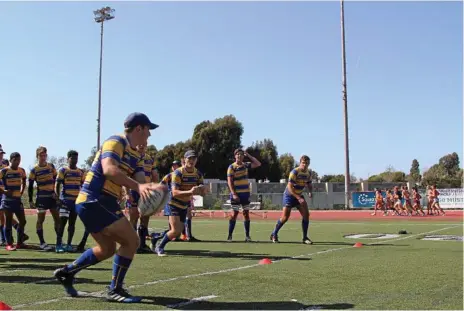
[172,160,181,166]
[184,150,197,158]
[124,112,158,130]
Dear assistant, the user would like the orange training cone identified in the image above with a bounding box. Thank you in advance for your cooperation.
[353,242,363,248]
[0,302,12,310]
[259,258,272,265]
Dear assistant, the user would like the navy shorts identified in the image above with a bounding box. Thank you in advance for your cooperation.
[283,194,306,209]
[36,197,57,213]
[76,195,125,234]
[230,192,250,211]
[166,205,187,222]
[1,200,23,213]
[59,200,77,218]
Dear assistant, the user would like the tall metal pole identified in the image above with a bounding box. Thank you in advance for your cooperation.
[97,21,104,150]
[340,0,351,209]
[93,6,115,151]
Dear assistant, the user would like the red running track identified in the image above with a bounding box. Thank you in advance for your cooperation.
[23,209,463,222]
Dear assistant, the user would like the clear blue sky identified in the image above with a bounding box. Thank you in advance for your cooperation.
[0,1,462,179]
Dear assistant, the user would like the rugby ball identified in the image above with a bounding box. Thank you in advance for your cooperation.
[138,187,169,217]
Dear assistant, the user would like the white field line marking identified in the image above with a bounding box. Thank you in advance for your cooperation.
[0,269,25,275]
[12,224,459,310]
[166,295,218,309]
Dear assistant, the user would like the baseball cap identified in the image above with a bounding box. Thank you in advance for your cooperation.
[124,112,158,130]
[172,160,181,166]
[0,144,5,155]
[184,150,197,158]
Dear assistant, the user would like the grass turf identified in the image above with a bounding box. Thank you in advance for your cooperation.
[0,216,462,310]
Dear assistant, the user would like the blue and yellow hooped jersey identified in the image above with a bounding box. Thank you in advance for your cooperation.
[57,167,85,201]
[141,153,156,183]
[227,162,252,194]
[77,134,144,204]
[285,167,311,196]
[0,167,26,201]
[0,160,9,191]
[29,163,57,199]
[161,173,173,191]
[169,167,204,209]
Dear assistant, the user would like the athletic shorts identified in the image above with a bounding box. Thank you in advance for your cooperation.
[76,195,124,234]
[230,193,250,211]
[283,194,306,209]
[166,205,187,223]
[59,200,77,218]
[1,199,23,213]
[36,197,57,213]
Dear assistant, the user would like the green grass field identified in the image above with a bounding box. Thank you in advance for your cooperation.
[0,216,462,310]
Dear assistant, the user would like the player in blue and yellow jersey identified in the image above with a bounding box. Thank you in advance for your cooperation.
[28,146,59,251]
[130,143,160,253]
[154,150,207,256]
[0,152,27,251]
[270,155,313,244]
[55,150,85,253]
[226,149,261,242]
[75,169,90,253]
[149,160,182,247]
[53,112,164,303]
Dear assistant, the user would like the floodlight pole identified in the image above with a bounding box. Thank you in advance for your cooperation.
[94,7,115,150]
[340,0,351,209]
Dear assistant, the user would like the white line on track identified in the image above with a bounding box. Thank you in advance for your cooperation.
[166,295,218,309]
[11,224,459,310]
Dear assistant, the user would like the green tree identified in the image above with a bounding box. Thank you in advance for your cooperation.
[439,152,460,177]
[320,174,345,183]
[83,146,98,170]
[278,153,295,179]
[155,144,177,177]
[48,156,67,169]
[246,139,281,181]
[408,159,421,183]
[191,115,244,178]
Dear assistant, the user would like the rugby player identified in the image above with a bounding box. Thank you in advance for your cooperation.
[0,152,27,250]
[28,146,59,251]
[270,155,313,244]
[53,112,163,302]
[154,150,207,256]
[226,149,261,242]
[55,150,85,253]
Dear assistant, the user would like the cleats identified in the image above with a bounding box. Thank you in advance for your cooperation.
[244,236,252,243]
[154,246,166,257]
[106,287,142,303]
[56,245,65,253]
[270,234,279,243]
[54,267,78,297]
[303,237,313,245]
[5,244,16,251]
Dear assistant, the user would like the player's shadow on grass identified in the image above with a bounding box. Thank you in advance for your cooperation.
[0,257,72,264]
[136,297,354,310]
[0,263,110,272]
[0,275,109,285]
[162,249,311,261]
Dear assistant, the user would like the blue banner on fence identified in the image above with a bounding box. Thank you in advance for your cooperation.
[352,192,379,208]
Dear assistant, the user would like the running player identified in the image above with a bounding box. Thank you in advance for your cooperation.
[55,150,85,253]
[393,186,404,216]
[53,112,163,302]
[371,188,384,216]
[28,146,59,251]
[154,150,207,256]
[270,155,313,244]
[226,149,261,242]
[412,187,425,216]
[149,160,182,248]
[402,186,413,216]
[430,185,445,216]
[426,186,434,215]
[0,152,27,251]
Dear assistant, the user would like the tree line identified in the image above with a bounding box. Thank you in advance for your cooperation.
[48,114,460,188]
